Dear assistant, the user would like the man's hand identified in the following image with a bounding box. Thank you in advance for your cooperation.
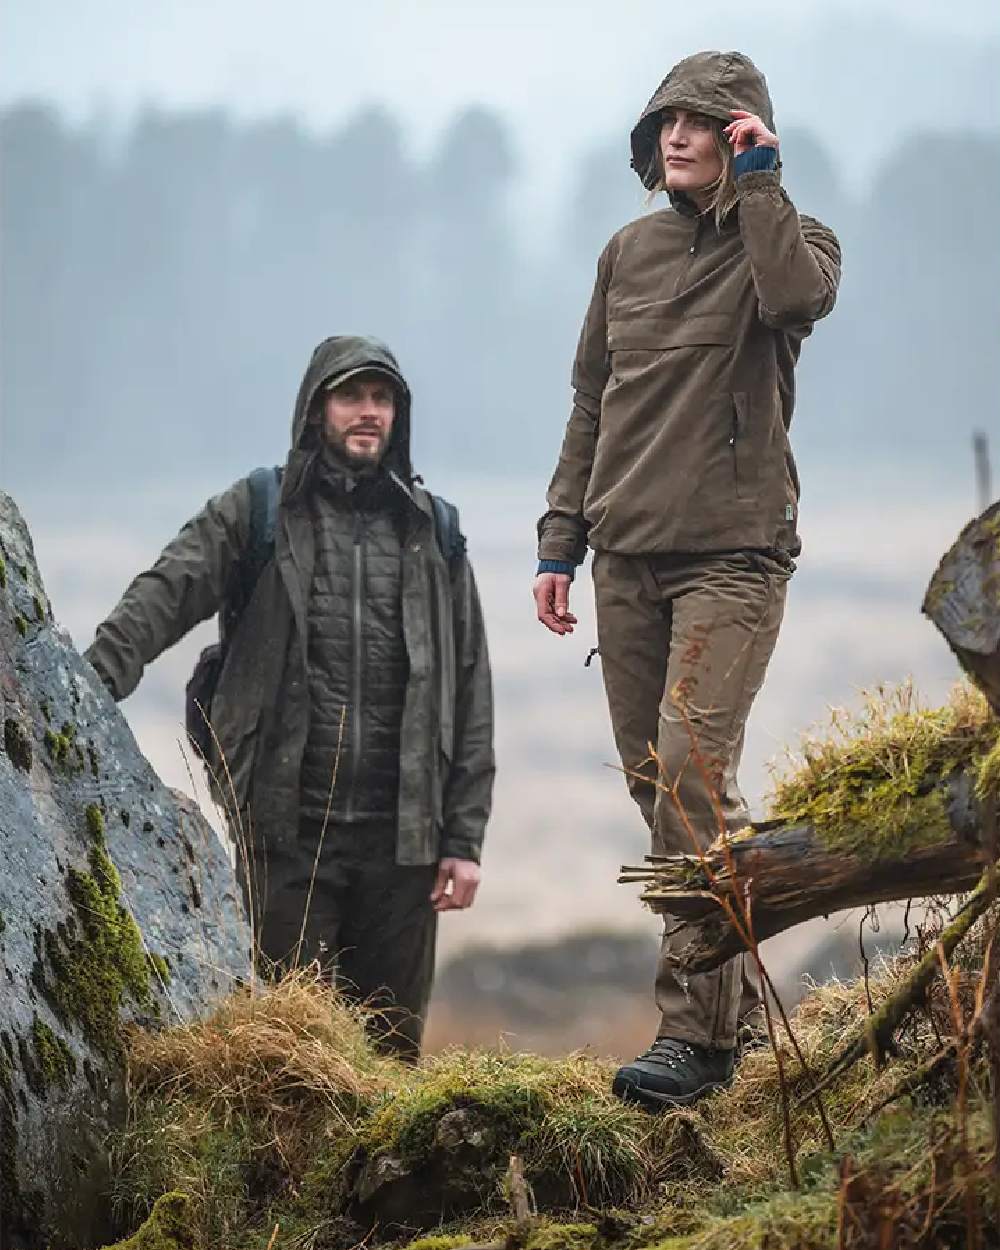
[724,109,779,157]
[431,858,481,912]
[533,572,578,636]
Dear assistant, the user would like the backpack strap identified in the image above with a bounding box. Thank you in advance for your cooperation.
[221,466,280,638]
[245,465,280,583]
[430,493,467,571]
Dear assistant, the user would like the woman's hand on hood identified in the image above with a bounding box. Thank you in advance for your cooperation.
[724,109,779,156]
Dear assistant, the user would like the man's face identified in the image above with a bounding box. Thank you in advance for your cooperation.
[658,108,723,200]
[321,372,397,466]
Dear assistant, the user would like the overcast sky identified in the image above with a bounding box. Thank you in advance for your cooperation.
[3,0,997,231]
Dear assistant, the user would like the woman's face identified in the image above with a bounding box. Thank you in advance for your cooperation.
[658,108,723,199]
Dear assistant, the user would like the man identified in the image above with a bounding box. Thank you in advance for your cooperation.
[86,335,494,1059]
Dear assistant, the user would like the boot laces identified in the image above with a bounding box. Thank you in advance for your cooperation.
[638,1037,699,1070]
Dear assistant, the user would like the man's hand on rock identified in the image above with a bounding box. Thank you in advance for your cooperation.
[431,858,481,912]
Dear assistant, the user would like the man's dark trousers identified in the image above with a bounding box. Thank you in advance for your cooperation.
[257,821,437,1062]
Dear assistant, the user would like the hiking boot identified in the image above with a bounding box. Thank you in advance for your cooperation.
[611,1037,735,1110]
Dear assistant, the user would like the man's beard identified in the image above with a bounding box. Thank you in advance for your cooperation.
[326,426,389,468]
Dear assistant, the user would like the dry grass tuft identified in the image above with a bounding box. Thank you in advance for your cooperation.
[127,966,397,1122]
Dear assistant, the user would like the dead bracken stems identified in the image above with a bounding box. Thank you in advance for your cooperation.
[936,943,979,1250]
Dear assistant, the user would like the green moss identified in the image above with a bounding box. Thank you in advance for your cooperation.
[39,697,52,723]
[30,1016,76,1092]
[111,1102,280,1246]
[14,613,27,637]
[523,1223,598,1250]
[44,721,86,774]
[98,1191,196,1249]
[361,1050,663,1209]
[0,556,6,589]
[87,802,106,840]
[367,1067,545,1168]
[404,1236,475,1250]
[769,684,1000,860]
[32,594,46,622]
[4,717,32,772]
[34,804,152,1055]
[148,953,172,986]
[0,1045,18,1218]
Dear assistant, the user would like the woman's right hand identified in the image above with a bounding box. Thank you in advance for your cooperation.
[533,573,577,635]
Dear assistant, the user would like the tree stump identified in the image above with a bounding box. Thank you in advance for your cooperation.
[923,500,1000,715]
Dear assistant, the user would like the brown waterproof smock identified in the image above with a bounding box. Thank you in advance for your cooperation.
[538,51,842,565]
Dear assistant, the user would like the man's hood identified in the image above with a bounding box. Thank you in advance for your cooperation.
[630,50,775,191]
[284,335,413,498]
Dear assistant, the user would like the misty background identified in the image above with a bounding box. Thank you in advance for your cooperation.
[2,1,998,1050]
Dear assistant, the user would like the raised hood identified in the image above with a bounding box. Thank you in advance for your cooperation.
[630,50,775,190]
[283,335,413,499]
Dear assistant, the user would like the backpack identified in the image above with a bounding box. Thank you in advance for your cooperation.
[184,465,466,764]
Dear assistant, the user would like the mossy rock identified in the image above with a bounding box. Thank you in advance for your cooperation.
[97,1192,196,1249]
[33,805,154,1056]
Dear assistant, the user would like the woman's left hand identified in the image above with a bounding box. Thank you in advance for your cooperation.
[724,109,779,155]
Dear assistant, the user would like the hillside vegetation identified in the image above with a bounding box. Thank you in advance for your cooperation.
[99,688,1000,1249]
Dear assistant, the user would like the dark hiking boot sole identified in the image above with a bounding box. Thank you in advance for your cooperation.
[611,1068,732,1111]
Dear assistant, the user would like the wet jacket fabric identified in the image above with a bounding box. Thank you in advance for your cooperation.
[300,462,408,824]
[85,336,494,866]
[538,51,841,566]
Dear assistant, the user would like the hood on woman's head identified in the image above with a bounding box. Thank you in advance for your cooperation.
[630,51,775,190]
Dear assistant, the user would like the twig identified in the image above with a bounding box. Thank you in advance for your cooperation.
[937,945,980,1250]
[801,861,999,1104]
[859,904,877,1016]
[507,1153,532,1224]
[295,705,347,968]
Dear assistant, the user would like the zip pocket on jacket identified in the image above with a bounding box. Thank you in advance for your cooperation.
[730,392,755,501]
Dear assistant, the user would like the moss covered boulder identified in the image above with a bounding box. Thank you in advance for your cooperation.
[0,492,251,1249]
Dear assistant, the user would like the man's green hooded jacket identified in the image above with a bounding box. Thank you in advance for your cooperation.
[86,336,494,866]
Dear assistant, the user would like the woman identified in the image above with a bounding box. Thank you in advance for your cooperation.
[533,51,840,1109]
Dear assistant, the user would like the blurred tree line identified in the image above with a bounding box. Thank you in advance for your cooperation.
[2,102,997,504]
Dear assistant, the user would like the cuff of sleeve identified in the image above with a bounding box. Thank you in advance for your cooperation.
[734,145,779,177]
[440,839,482,864]
[537,560,577,580]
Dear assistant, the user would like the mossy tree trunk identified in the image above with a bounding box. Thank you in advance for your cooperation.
[620,772,991,974]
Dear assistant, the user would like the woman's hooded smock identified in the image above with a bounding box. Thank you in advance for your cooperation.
[538,51,841,564]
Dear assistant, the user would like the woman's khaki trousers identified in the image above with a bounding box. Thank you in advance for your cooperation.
[593,550,789,1049]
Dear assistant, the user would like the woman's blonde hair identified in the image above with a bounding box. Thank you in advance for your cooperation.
[646,117,739,229]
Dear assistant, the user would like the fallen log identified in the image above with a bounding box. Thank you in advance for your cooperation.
[620,769,992,973]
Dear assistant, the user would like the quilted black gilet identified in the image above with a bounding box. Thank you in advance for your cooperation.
[300,470,408,824]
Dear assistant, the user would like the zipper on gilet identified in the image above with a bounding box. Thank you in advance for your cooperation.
[344,508,364,820]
